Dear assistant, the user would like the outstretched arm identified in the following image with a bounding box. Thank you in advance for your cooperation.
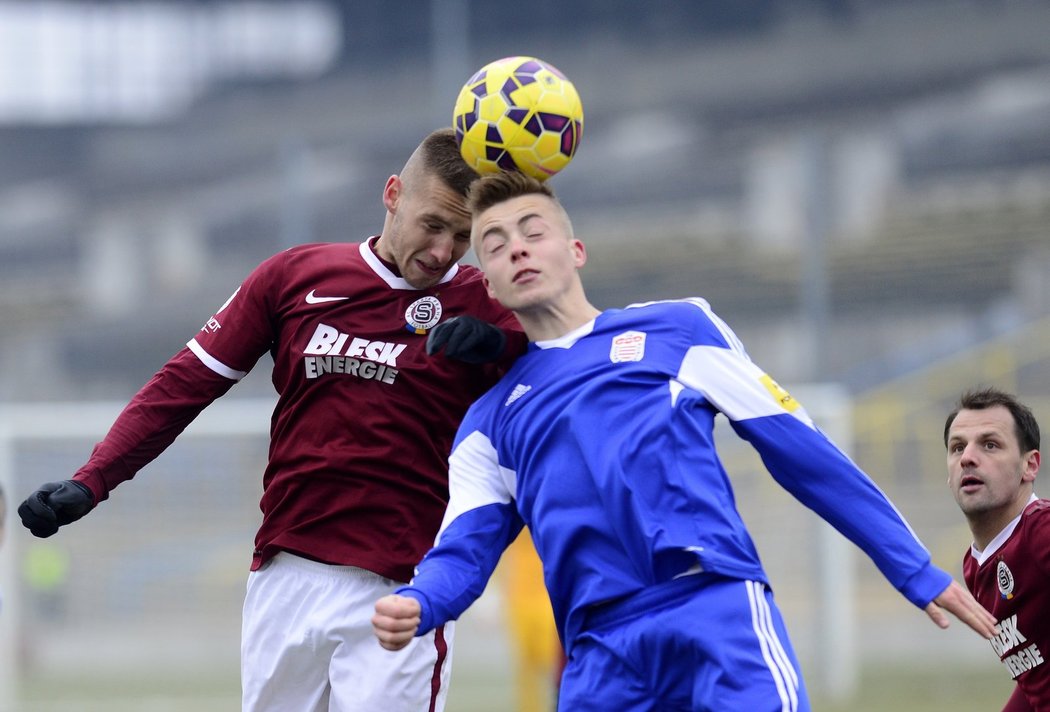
[19,348,236,537]
[670,300,993,622]
[925,580,998,638]
[374,429,524,644]
[373,595,423,651]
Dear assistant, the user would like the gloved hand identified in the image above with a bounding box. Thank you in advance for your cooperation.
[426,316,507,364]
[18,480,95,538]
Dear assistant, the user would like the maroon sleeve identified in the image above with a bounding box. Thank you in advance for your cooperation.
[71,347,237,504]
[1002,685,1035,712]
[484,299,527,373]
[502,327,530,358]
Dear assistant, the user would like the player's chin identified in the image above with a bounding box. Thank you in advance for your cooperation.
[503,289,545,312]
[406,268,444,290]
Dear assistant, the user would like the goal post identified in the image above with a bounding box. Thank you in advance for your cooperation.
[0,397,276,711]
[800,383,858,703]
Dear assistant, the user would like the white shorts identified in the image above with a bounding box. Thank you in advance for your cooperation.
[241,552,454,712]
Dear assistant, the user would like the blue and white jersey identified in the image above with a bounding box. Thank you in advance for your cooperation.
[399,299,950,650]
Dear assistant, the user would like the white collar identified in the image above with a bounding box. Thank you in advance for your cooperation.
[971,493,1039,566]
[534,318,597,350]
[359,237,459,290]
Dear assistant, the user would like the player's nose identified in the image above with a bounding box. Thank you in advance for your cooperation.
[959,443,981,466]
[428,233,455,265]
[508,234,529,260]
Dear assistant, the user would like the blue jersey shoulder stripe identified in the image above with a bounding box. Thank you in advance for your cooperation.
[438,430,515,542]
[677,344,815,427]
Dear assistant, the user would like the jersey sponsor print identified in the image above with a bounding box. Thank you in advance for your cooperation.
[964,498,1050,705]
[185,239,520,582]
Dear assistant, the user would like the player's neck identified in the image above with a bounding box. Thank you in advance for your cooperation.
[969,494,1032,551]
[369,237,402,276]
[517,300,601,342]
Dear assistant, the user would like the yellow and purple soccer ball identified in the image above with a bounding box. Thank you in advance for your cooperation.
[453,56,583,181]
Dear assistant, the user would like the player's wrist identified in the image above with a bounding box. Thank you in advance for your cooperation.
[394,587,434,635]
[900,563,953,609]
[68,479,95,505]
[71,468,108,505]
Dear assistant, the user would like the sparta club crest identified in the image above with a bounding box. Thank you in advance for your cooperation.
[997,559,1015,600]
[405,296,443,334]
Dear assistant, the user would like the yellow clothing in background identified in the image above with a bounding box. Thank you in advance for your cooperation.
[498,528,563,712]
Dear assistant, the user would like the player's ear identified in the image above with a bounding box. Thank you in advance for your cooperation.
[383,175,402,213]
[1022,450,1040,484]
[570,238,587,269]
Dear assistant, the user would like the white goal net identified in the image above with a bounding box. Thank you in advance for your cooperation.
[0,398,273,711]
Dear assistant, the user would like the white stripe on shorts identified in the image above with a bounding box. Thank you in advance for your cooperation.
[746,580,800,712]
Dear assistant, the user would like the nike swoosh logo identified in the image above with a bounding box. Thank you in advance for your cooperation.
[305,289,350,305]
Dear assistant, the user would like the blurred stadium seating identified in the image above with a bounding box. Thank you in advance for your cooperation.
[0,0,1049,399]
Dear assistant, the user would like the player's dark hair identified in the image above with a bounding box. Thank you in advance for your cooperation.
[944,387,1041,452]
[467,170,554,217]
[419,127,480,197]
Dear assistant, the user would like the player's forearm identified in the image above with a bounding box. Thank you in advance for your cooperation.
[397,502,522,635]
[741,414,951,607]
[75,348,235,501]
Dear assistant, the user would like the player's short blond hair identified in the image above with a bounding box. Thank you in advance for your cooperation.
[468,172,573,255]
[467,170,554,216]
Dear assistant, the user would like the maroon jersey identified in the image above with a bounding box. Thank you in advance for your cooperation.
[963,498,1050,709]
[76,239,522,583]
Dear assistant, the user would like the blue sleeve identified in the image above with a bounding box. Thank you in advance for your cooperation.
[731,412,950,607]
[674,301,951,607]
[396,428,525,634]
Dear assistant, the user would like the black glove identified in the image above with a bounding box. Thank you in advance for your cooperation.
[426,316,507,364]
[18,480,95,538]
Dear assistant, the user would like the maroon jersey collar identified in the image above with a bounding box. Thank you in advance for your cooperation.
[360,237,460,290]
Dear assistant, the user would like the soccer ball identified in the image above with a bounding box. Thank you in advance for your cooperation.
[453,56,583,181]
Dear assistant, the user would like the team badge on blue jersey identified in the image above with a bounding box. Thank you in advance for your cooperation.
[610,330,646,363]
[997,559,1015,600]
[404,296,442,334]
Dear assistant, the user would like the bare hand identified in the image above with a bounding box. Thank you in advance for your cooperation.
[924,580,998,639]
[372,594,423,651]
